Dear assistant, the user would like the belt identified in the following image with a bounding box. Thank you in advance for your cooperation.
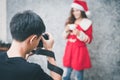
[68,38,76,43]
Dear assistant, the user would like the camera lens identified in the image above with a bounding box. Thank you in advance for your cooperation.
[37,34,49,48]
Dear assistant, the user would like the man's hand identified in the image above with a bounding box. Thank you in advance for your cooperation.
[42,33,54,51]
[41,33,62,80]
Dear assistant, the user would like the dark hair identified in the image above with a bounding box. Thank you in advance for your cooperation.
[10,10,45,41]
[65,8,87,25]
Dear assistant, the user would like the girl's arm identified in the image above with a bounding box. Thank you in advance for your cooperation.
[77,25,93,44]
[63,25,71,39]
[75,19,93,44]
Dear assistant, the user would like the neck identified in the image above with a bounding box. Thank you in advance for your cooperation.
[76,17,82,21]
[75,18,83,24]
[7,40,28,58]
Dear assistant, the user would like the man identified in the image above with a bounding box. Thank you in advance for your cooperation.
[0,10,62,80]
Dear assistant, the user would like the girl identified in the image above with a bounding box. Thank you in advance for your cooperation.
[63,0,93,80]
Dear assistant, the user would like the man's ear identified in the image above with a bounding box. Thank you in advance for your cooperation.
[29,35,37,44]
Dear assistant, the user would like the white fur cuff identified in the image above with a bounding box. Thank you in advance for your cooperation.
[77,31,89,42]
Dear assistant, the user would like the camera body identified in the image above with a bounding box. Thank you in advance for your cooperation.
[38,34,49,48]
[69,24,76,30]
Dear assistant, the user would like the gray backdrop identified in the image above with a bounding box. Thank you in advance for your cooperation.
[6,0,120,80]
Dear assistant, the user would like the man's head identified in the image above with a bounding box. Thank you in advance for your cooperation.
[10,10,45,42]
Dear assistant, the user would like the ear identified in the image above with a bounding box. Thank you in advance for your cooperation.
[29,35,38,44]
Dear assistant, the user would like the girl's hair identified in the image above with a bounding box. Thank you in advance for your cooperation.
[65,8,87,26]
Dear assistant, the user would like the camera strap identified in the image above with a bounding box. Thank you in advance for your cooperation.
[32,49,63,76]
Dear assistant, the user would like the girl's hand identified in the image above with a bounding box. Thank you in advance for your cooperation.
[65,24,76,31]
[72,28,80,35]
[65,24,70,32]
[68,24,76,30]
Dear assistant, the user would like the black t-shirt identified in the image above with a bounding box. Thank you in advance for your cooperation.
[0,52,53,80]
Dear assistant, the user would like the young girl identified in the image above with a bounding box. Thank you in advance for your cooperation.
[63,0,93,80]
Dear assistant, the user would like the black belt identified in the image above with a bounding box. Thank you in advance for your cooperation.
[32,49,63,76]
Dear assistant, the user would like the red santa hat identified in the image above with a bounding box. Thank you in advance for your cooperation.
[71,0,91,16]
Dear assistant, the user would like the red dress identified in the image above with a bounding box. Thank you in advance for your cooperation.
[63,19,93,70]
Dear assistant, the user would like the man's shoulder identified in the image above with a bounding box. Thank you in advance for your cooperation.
[22,60,45,73]
[25,62,42,70]
[0,52,6,60]
[0,52,5,55]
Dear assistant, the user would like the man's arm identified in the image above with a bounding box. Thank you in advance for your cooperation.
[42,33,63,80]
[47,56,62,80]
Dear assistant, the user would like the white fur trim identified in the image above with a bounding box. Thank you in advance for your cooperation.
[77,31,89,42]
[77,31,86,41]
[79,19,92,31]
[71,3,84,11]
[86,11,91,17]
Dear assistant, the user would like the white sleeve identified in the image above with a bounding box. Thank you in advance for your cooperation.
[79,18,92,31]
[77,31,90,43]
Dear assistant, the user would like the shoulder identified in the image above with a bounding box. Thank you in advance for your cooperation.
[19,62,53,79]
[23,62,45,76]
[28,63,53,80]
[0,52,4,56]
[79,18,92,31]
[0,52,7,60]
[25,62,46,74]
[24,62,42,70]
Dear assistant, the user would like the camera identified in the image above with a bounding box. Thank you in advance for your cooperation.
[69,24,76,30]
[37,33,49,48]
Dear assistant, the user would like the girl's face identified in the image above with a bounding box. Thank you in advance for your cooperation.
[72,8,81,19]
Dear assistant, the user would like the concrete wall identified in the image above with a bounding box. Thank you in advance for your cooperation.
[0,0,120,80]
[0,0,7,42]
[85,0,120,80]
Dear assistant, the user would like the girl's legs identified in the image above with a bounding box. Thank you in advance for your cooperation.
[71,70,84,80]
[63,67,72,80]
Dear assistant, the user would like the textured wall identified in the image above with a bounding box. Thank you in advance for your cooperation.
[6,0,120,80]
[0,0,7,41]
[86,0,120,80]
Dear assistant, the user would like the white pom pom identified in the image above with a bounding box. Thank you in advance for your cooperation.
[86,11,91,17]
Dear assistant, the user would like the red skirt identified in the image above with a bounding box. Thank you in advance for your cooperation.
[63,40,92,70]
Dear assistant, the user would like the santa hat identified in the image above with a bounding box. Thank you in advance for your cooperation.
[71,0,91,16]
